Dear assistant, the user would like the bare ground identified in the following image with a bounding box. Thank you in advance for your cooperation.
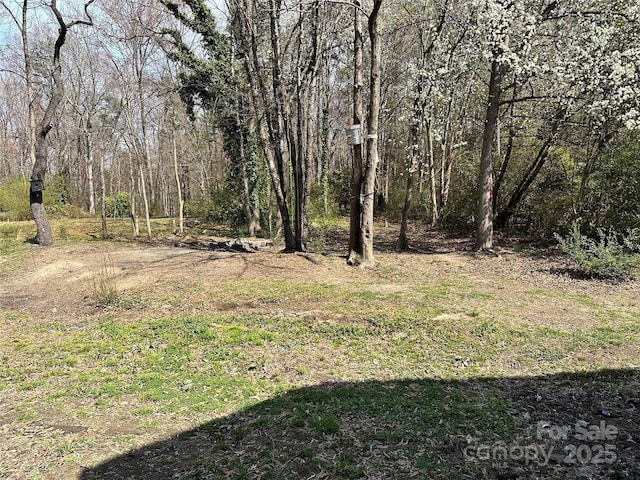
[1,223,639,479]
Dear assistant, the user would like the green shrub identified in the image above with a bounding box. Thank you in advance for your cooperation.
[306,182,343,252]
[0,177,31,221]
[106,192,131,217]
[210,188,245,227]
[0,175,87,221]
[554,223,640,280]
[579,132,640,231]
[185,189,245,228]
[184,198,212,220]
[308,214,340,254]
[42,175,71,217]
[309,181,340,219]
[149,200,165,218]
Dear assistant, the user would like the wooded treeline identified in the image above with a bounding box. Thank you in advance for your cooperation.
[1,0,639,260]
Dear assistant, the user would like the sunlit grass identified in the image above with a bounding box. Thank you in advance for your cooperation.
[1,224,639,479]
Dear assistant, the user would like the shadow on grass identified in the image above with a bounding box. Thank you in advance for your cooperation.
[80,369,639,479]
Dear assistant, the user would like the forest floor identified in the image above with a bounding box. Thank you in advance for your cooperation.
[0,218,639,479]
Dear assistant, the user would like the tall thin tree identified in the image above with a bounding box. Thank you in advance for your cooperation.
[348,0,383,266]
[29,0,95,245]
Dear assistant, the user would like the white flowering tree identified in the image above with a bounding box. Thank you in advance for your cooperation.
[471,0,640,249]
[392,0,484,249]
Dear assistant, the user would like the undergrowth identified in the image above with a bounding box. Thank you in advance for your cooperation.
[555,223,640,280]
[92,255,120,307]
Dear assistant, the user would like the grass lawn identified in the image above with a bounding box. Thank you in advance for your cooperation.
[0,217,639,479]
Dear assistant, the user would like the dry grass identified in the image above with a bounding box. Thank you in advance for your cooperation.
[0,217,639,479]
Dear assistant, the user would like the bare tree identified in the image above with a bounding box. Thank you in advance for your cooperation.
[0,1,37,184]
[24,0,95,245]
[348,0,383,266]
[347,0,365,264]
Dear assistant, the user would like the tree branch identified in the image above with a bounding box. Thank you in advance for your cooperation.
[0,1,21,30]
[498,95,550,107]
[66,0,96,29]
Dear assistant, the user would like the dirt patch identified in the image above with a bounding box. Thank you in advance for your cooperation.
[2,226,634,316]
[1,225,639,479]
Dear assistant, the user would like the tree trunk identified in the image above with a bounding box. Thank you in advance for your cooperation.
[268,185,275,239]
[128,148,139,236]
[26,0,94,245]
[234,90,260,238]
[347,0,365,264]
[85,121,96,214]
[230,42,260,238]
[99,151,107,239]
[28,151,48,245]
[398,144,418,251]
[426,119,438,225]
[578,127,612,204]
[29,4,60,246]
[235,0,296,250]
[359,0,383,265]
[293,2,321,248]
[172,122,184,236]
[294,97,307,250]
[492,127,515,214]
[494,138,553,230]
[348,0,383,266]
[239,138,260,237]
[21,0,36,173]
[31,20,65,246]
[475,59,503,251]
[439,102,454,218]
[378,140,389,213]
[494,107,565,230]
[139,164,152,237]
[30,190,53,246]
[135,47,155,204]
[321,105,330,215]
[0,125,8,177]
[267,0,303,251]
[398,92,422,251]
[248,137,262,236]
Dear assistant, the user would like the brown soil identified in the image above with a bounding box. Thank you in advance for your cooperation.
[1,224,639,479]
[3,224,637,319]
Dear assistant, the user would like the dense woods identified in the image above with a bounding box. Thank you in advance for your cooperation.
[2,5,640,475]
[1,0,639,260]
